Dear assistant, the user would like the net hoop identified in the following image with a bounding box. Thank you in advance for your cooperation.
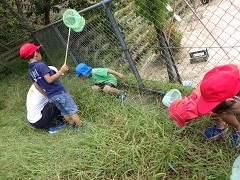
[63,9,85,32]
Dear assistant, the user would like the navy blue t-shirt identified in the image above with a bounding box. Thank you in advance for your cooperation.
[28,62,66,98]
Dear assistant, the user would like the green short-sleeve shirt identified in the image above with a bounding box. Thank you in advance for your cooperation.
[90,68,117,86]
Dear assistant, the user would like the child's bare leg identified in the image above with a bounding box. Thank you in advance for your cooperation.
[103,85,126,101]
[64,114,74,125]
[210,114,226,129]
[218,113,240,131]
[91,85,101,91]
[103,85,118,94]
[71,113,83,127]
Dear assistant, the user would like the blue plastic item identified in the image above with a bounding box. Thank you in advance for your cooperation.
[182,80,193,87]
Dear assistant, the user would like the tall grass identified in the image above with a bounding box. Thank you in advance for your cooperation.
[0,66,237,179]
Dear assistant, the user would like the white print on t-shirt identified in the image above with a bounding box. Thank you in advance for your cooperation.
[30,69,42,82]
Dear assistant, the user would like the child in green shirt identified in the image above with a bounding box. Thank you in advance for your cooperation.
[76,63,126,101]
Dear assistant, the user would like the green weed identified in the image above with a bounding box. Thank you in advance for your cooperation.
[0,70,236,179]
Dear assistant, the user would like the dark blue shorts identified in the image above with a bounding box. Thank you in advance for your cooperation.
[30,102,63,129]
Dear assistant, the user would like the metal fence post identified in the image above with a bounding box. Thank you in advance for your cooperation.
[102,0,144,89]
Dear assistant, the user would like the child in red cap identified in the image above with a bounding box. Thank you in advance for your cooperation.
[198,64,240,147]
[169,85,228,139]
[20,43,87,131]
[169,64,240,147]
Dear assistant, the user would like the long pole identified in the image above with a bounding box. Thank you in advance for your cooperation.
[64,28,71,64]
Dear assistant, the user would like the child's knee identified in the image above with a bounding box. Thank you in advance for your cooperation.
[103,85,117,93]
[91,85,101,91]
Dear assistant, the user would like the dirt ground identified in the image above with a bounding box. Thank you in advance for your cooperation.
[138,0,240,88]
[177,0,240,87]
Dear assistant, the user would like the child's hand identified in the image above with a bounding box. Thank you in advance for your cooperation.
[60,64,69,73]
[70,93,75,99]
[118,73,124,79]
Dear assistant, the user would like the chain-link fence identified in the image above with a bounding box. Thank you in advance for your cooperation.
[33,0,240,94]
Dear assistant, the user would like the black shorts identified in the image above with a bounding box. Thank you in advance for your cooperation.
[30,102,63,129]
[96,82,116,89]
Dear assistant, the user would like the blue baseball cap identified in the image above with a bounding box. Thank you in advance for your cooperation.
[76,63,92,77]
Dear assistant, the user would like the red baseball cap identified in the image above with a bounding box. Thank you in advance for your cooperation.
[198,64,240,115]
[168,92,199,128]
[20,43,42,59]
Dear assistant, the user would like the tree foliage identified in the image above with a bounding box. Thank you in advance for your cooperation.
[2,0,101,27]
[0,0,101,51]
[0,2,30,52]
[134,0,170,28]
[68,0,101,11]
[134,0,181,83]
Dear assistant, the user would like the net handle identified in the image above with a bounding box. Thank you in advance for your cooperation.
[64,28,71,64]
